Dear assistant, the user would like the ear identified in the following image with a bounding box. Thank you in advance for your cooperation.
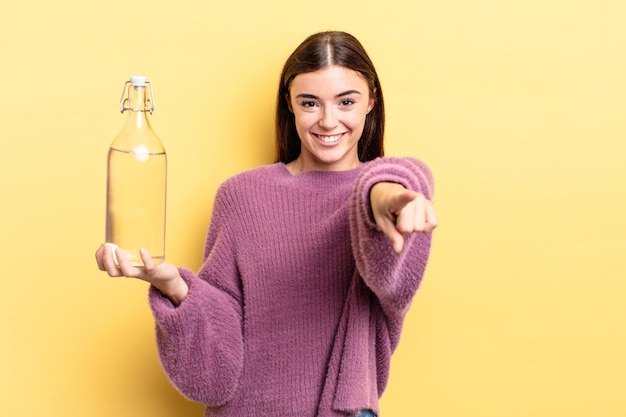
[286,93,293,113]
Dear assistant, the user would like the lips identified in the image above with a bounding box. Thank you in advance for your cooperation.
[314,133,344,144]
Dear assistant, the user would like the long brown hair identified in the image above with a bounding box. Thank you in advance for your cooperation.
[275,31,385,163]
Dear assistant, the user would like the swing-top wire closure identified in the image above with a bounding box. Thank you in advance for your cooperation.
[119,80,155,114]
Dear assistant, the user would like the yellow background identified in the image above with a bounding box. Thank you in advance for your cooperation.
[1,0,625,416]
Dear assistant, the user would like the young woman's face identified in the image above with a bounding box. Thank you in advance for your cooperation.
[287,65,374,173]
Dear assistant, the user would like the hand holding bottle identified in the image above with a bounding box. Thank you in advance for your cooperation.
[95,244,188,306]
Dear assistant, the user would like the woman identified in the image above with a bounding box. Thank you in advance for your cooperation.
[96,31,437,417]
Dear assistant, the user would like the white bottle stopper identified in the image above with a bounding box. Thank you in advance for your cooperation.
[130,76,148,86]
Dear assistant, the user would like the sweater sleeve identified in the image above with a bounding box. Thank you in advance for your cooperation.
[349,157,434,322]
[148,183,244,406]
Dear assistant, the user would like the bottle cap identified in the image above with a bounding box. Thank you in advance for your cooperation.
[130,76,148,86]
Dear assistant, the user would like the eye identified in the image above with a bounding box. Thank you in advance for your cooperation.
[340,98,355,106]
[300,100,317,108]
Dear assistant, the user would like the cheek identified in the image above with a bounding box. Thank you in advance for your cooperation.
[292,116,309,141]
[347,111,369,131]
[293,112,315,131]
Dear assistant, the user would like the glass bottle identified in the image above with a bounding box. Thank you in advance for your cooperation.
[105,76,167,267]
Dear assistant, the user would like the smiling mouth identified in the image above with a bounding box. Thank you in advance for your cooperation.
[314,133,344,144]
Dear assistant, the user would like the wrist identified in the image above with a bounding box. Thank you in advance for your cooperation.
[159,275,188,307]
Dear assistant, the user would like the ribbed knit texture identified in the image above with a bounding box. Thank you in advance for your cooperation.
[149,157,434,417]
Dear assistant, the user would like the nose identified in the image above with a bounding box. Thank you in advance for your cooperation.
[318,106,338,130]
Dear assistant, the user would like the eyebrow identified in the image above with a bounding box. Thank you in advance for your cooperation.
[295,90,363,99]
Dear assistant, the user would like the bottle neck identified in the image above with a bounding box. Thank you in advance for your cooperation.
[124,85,151,129]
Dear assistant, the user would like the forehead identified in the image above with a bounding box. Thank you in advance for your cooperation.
[290,65,369,94]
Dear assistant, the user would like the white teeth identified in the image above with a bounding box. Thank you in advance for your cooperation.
[318,134,342,143]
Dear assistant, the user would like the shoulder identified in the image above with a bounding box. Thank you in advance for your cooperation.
[207,164,283,223]
[212,163,288,208]
[218,163,286,192]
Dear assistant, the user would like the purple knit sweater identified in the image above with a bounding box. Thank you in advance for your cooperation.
[149,157,434,417]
